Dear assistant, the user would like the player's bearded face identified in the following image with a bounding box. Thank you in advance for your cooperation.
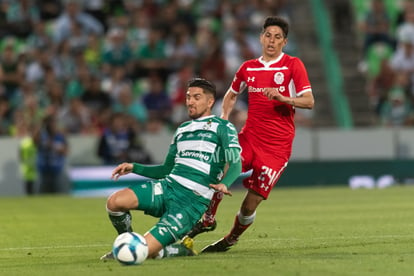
[186,87,214,119]
[260,26,287,58]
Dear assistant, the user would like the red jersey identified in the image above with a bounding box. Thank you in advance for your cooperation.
[230,53,312,151]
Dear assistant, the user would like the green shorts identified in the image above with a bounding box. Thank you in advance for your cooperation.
[128,178,209,246]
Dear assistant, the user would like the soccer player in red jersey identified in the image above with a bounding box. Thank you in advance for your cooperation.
[185,16,315,252]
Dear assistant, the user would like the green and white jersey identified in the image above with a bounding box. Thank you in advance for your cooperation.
[166,115,241,200]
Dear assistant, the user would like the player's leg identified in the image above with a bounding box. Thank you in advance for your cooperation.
[184,191,221,238]
[201,189,263,252]
[186,132,253,239]
[226,189,263,241]
[106,188,137,234]
[147,188,204,259]
[145,233,197,259]
[202,150,289,252]
[101,180,163,260]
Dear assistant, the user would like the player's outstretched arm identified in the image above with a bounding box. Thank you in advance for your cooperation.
[210,151,242,196]
[221,90,238,120]
[111,162,133,180]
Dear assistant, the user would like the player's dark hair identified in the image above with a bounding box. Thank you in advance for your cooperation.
[188,78,216,98]
[262,16,289,38]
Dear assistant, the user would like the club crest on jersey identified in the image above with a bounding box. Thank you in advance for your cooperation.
[274,72,284,85]
[203,119,213,130]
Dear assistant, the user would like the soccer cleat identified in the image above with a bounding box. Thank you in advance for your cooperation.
[100,251,114,261]
[181,235,194,250]
[186,219,217,238]
[163,238,198,257]
[201,237,236,253]
[180,236,198,256]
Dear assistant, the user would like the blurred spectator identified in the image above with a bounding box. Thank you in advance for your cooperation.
[5,0,40,38]
[67,20,89,53]
[83,0,108,31]
[379,74,414,126]
[389,26,414,99]
[52,0,104,44]
[142,73,172,123]
[0,0,298,141]
[223,25,258,76]
[166,63,195,126]
[16,86,44,129]
[97,112,130,165]
[37,0,62,21]
[53,39,77,83]
[33,113,69,194]
[83,33,103,72]
[358,0,395,65]
[126,8,150,53]
[395,0,414,29]
[395,6,414,47]
[81,74,112,122]
[165,22,197,71]
[19,124,37,195]
[58,96,93,134]
[367,58,396,113]
[0,2,8,39]
[0,95,12,135]
[134,27,168,79]
[45,80,65,108]
[0,39,26,103]
[25,45,52,84]
[26,20,52,50]
[101,65,131,102]
[97,112,151,165]
[101,27,133,75]
[112,83,147,124]
[198,30,227,93]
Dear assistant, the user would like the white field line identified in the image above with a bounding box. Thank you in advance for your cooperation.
[1,234,412,251]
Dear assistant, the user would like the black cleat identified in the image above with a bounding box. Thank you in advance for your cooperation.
[186,219,217,238]
[201,237,236,253]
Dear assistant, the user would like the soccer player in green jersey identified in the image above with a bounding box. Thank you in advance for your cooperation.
[100,78,242,261]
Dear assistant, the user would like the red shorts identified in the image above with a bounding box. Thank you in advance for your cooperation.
[239,132,291,199]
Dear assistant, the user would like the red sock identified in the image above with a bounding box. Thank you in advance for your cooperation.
[225,214,252,244]
[203,191,224,225]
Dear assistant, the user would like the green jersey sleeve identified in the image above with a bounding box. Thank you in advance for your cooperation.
[132,137,177,179]
[218,120,242,187]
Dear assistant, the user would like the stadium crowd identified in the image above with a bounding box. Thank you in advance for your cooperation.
[0,0,294,151]
[356,0,414,126]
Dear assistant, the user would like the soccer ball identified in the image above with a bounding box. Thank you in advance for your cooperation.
[112,232,148,265]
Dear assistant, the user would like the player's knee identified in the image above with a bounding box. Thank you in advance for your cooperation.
[107,189,138,211]
[106,193,121,211]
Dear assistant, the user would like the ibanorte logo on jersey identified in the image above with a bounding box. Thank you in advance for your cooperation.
[248,87,266,93]
[274,72,284,84]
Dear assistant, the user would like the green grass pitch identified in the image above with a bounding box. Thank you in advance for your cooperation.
[1,185,413,276]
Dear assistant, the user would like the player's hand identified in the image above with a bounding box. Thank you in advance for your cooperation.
[111,162,133,181]
[209,183,232,196]
[263,87,283,101]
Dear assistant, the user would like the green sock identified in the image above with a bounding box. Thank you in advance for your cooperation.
[108,211,133,234]
[162,243,196,258]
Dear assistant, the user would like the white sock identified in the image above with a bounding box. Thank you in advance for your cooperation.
[106,205,125,216]
[237,211,256,225]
